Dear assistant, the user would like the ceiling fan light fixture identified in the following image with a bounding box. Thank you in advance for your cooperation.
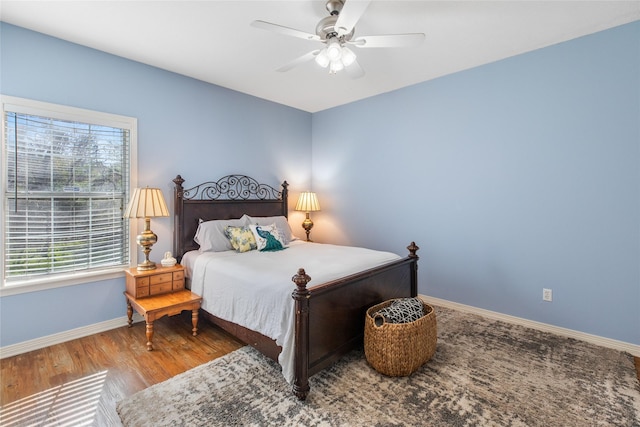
[315,48,330,68]
[326,37,342,61]
[329,59,344,74]
[340,46,356,67]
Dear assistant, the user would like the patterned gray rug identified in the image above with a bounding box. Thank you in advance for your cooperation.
[117,307,640,426]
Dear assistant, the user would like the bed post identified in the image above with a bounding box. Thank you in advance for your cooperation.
[281,181,289,218]
[291,268,311,400]
[173,175,185,262]
[407,241,420,297]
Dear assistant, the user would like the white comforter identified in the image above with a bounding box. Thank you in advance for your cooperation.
[188,240,401,383]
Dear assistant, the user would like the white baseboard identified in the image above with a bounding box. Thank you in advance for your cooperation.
[3,298,638,359]
[0,313,144,359]
[421,295,640,357]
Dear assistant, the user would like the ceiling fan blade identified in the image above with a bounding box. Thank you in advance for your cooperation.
[350,33,425,48]
[345,59,365,79]
[276,50,321,72]
[251,20,321,42]
[335,0,372,37]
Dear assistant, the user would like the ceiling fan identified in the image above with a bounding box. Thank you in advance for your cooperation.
[251,0,425,78]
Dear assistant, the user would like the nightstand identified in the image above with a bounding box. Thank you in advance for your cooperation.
[123,264,201,350]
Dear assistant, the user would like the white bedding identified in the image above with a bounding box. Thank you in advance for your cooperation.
[187,240,401,383]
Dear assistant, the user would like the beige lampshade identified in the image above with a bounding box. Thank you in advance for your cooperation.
[295,192,321,212]
[124,187,169,218]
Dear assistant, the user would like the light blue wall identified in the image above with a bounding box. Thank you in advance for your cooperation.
[312,21,640,345]
[0,23,312,347]
[2,21,638,349]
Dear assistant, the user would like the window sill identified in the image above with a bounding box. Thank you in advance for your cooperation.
[0,267,126,297]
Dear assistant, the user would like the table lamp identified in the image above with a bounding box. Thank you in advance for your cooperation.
[295,192,320,241]
[124,187,169,270]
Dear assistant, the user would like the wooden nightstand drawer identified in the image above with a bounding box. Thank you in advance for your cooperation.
[124,265,186,299]
[173,278,185,291]
[150,281,173,295]
[149,272,173,285]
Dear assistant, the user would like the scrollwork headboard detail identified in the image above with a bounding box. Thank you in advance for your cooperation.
[173,174,288,262]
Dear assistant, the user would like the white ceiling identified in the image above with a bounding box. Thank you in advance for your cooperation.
[1,1,639,113]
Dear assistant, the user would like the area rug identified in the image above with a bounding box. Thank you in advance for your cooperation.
[117,307,640,426]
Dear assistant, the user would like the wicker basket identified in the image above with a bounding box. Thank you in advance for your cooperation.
[364,299,437,376]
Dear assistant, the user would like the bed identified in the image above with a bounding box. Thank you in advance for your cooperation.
[173,174,419,400]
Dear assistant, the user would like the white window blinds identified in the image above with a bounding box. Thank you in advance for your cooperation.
[2,98,135,284]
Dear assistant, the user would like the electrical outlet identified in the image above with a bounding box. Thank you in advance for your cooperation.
[543,288,553,302]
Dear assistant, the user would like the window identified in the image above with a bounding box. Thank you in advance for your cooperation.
[1,96,137,292]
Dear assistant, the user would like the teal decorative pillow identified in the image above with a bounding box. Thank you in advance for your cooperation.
[246,215,295,244]
[224,225,257,253]
[249,224,287,252]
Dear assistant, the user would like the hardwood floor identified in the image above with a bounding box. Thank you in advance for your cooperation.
[2,313,640,426]
[0,312,243,426]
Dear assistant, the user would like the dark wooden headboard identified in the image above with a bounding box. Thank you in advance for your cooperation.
[172,174,288,262]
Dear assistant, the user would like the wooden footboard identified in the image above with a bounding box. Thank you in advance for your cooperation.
[291,242,419,400]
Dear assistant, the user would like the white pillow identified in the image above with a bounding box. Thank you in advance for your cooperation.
[194,216,249,252]
[248,224,287,251]
[246,215,295,244]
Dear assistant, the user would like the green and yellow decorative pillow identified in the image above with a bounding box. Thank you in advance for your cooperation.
[224,225,257,253]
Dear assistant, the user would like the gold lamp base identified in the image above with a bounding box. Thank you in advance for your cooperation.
[302,213,314,242]
[136,218,158,271]
[137,259,156,271]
